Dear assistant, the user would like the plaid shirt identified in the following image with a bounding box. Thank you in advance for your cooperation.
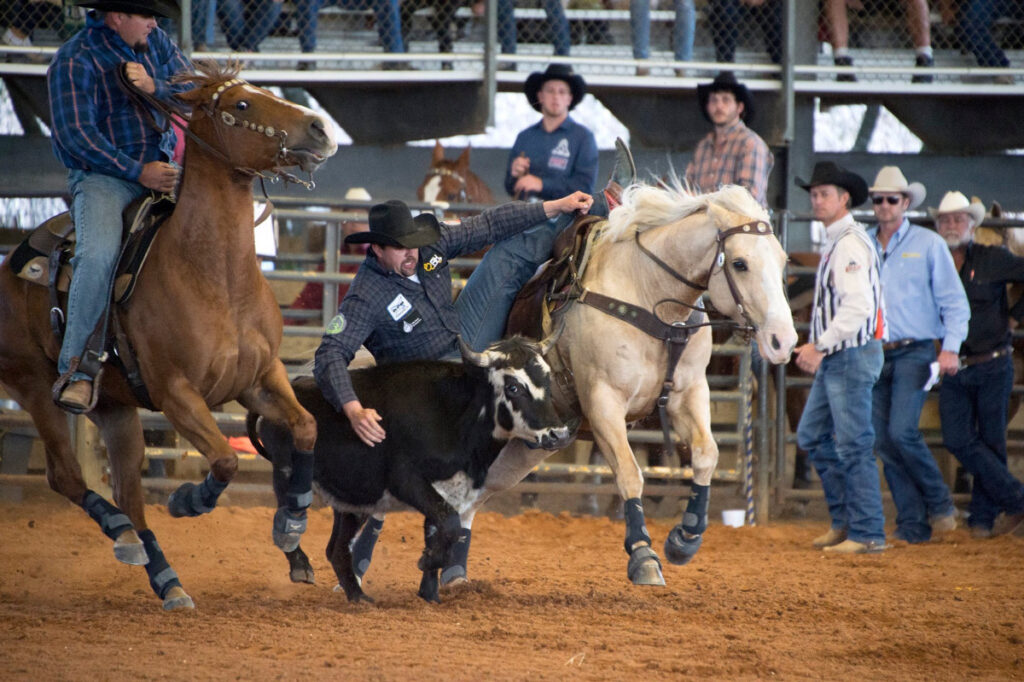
[314,201,549,410]
[685,120,773,207]
[48,12,192,182]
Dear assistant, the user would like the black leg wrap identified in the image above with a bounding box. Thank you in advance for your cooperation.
[441,528,471,586]
[273,506,308,552]
[285,450,315,512]
[82,490,134,541]
[350,516,384,580]
[623,497,652,553]
[138,529,182,600]
[682,484,710,535]
[167,472,228,518]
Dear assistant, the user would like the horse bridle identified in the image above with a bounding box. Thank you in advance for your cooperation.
[427,167,468,202]
[634,218,775,332]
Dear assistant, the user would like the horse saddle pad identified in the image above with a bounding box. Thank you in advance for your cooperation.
[9,193,174,303]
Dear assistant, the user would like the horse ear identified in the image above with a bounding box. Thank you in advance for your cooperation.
[432,140,444,164]
[456,146,471,170]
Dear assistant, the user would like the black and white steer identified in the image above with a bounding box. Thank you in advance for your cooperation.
[248,335,575,603]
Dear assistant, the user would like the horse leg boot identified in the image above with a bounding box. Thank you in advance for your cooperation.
[272,448,314,553]
[82,490,148,565]
[351,513,385,582]
[624,497,665,586]
[138,529,194,610]
[664,483,709,566]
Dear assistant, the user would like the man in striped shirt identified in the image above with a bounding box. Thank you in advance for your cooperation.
[47,0,190,412]
[685,71,773,208]
[794,162,888,554]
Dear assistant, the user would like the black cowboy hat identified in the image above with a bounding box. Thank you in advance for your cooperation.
[345,200,441,249]
[524,63,586,113]
[796,161,869,208]
[696,71,754,124]
[72,0,180,20]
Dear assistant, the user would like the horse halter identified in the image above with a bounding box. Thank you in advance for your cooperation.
[634,218,775,331]
[427,166,468,202]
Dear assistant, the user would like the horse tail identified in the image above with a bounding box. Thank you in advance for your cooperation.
[245,411,272,462]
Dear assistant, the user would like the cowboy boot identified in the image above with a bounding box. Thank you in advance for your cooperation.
[603,137,637,210]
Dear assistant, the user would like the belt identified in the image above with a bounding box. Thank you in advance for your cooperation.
[882,338,918,352]
[958,345,1013,368]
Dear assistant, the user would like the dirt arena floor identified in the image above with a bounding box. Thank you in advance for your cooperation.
[1,482,1022,681]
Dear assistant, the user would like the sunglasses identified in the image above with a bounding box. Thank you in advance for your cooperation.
[872,196,902,205]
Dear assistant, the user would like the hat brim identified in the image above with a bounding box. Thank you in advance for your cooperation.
[928,204,986,225]
[524,72,586,112]
[868,181,926,210]
[345,213,441,249]
[73,0,179,19]
[796,175,869,208]
[697,82,754,124]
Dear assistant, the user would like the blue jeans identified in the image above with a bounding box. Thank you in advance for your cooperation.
[60,170,148,382]
[498,0,570,56]
[455,213,572,351]
[939,354,1024,530]
[322,0,404,53]
[191,0,217,46]
[958,0,1021,67]
[629,0,695,61]
[872,341,955,543]
[218,0,283,51]
[797,341,886,544]
[707,0,782,64]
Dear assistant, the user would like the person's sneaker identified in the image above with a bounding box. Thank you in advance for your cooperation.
[811,527,847,548]
[992,511,1024,536]
[930,513,957,534]
[822,539,888,554]
[58,380,93,411]
[970,526,993,539]
[912,54,934,83]
[994,73,1016,86]
[834,56,857,82]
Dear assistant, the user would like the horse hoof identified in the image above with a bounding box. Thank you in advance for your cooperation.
[113,530,149,566]
[627,546,666,586]
[664,525,703,566]
[162,586,195,611]
[440,565,467,587]
[289,567,315,585]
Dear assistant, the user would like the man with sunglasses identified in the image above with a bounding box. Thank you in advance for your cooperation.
[866,166,970,544]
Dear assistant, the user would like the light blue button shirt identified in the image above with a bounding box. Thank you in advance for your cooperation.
[868,218,970,353]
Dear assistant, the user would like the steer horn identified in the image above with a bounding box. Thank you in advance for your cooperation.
[458,335,490,367]
[537,317,566,356]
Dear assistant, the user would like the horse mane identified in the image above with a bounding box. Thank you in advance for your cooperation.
[603,175,769,243]
[171,59,243,93]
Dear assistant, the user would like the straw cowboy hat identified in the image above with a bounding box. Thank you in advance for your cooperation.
[524,64,586,112]
[72,0,180,20]
[869,166,926,210]
[345,200,440,248]
[928,191,986,225]
[697,71,755,124]
[796,161,869,207]
[344,187,372,202]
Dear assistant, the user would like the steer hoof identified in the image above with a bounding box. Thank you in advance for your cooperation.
[664,525,703,566]
[418,570,441,603]
[162,585,195,611]
[333,582,374,604]
[113,529,149,566]
[627,545,666,586]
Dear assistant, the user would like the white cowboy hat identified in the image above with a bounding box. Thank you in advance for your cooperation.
[869,166,926,210]
[344,187,372,202]
[928,191,986,225]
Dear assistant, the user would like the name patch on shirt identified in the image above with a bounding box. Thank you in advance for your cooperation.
[901,252,922,259]
[387,294,413,321]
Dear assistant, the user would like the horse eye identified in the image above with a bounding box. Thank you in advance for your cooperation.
[236,100,249,111]
[732,259,748,272]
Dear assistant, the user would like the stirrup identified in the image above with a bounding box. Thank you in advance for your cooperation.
[52,361,102,414]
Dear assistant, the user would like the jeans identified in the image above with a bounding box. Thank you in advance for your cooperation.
[191,0,217,47]
[498,0,570,56]
[939,354,1024,530]
[958,0,1021,67]
[629,0,695,61]
[60,170,148,382]
[455,213,572,351]
[322,0,404,53]
[707,0,782,64]
[218,0,283,51]
[797,341,886,544]
[872,340,955,543]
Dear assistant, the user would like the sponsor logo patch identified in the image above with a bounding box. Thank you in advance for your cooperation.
[326,314,346,334]
[387,294,413,321]
[423,254,444,272]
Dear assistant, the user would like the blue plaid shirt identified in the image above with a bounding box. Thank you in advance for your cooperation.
[48,11,192,182]
[314,201,549,410]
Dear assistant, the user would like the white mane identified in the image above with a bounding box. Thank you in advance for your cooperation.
[603,176,769,243]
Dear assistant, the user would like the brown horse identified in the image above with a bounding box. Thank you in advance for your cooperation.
[417,140,495,206]
[0,61,337,610]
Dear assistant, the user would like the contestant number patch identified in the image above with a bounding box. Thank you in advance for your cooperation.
[388,294,413,321]
[326,314,346,334]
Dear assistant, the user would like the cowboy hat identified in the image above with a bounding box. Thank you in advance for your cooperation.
[869,166,926,210]
[72,0,180,20]
[697,71,755,124]
[524,64,586,112]
[344,187,372,202]
[796,161,869,207]
[928,191,986,225]
[345,200,441,248]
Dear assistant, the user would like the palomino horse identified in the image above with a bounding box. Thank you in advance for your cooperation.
[417,140,495,206]
[465,182,797,585]
[0,61,337,610]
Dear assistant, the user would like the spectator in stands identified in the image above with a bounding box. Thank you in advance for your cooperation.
[686,71,773,207]
[824,0,935,82]
[795,162,888,555]
[707,0,782,69]
[947,0,1020,83]
[498,0,571,58]
[320,0,406,60]
[934,191,1024,538]
[2,0,63,51]
[215,0,283,51]
[866,166,968,544]
[629,0,695,76]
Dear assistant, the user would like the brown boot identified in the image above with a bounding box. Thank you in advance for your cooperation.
[811,527,847,549]
[822,539,888,554]
[58,380,93,412]
[602,137,637,211]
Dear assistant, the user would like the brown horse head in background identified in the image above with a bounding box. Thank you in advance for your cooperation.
[0,60,337,611]
[417,140,495,206]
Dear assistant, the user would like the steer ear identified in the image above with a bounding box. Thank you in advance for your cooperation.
[537,317,566,356]
[458,336,491,367]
